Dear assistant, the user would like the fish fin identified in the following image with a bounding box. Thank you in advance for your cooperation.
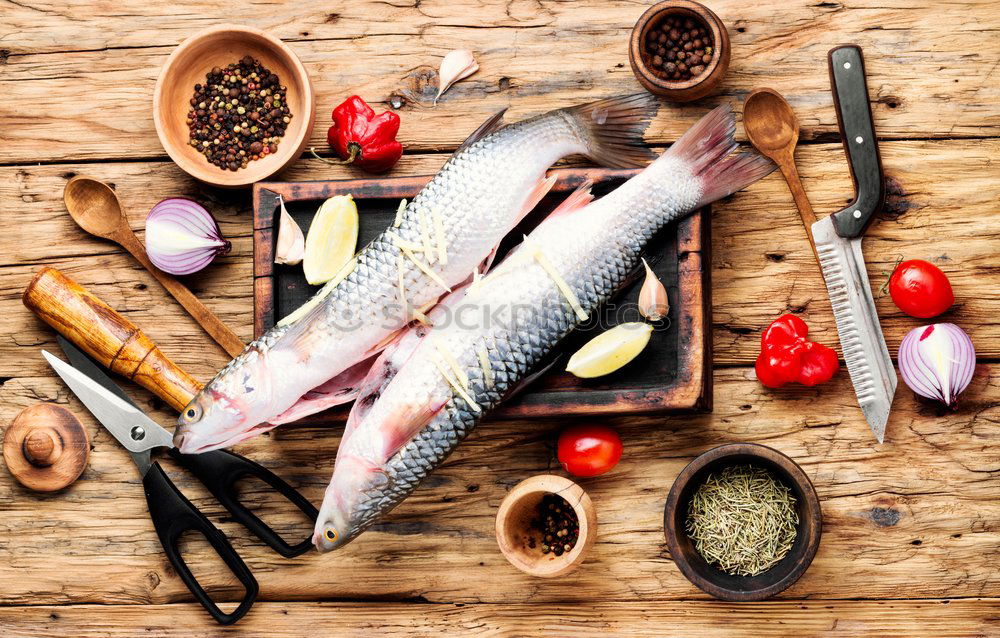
[504,355,562,401]
[660,104,776,207]
[454,108,508,155]
[269,353,381,425]
[564,94,659,168]
[380,397,449,460]
[547,179,594,220]
[515,173,558,226]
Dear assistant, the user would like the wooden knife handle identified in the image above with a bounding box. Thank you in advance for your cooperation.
[23,267,203,412]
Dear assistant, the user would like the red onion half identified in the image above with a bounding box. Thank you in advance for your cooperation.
[898,323,975,407]
[145,198,231,275]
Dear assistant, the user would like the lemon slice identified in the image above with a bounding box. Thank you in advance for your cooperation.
[566,322,653,378]
[304,195,359,285]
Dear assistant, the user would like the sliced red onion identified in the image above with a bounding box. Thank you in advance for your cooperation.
[145,198,231,275]
[898,323,975,408]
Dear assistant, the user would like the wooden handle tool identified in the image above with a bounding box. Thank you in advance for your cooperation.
[23,267,203,412]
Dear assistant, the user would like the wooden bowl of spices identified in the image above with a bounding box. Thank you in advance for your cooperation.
[663,443,822,601]
[629,0,731,102]
[495,475,597,578]
[153,25,316,188]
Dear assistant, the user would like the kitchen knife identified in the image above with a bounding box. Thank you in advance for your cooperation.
[811,45,896,442]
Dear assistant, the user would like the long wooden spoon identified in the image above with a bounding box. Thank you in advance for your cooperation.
[63,176,245,358]
[743,88,819,260]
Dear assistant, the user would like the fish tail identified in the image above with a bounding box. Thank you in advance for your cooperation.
[662,104,776,207]
[563,94,660,168]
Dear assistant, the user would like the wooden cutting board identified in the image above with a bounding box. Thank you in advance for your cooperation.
[252,167,712,423]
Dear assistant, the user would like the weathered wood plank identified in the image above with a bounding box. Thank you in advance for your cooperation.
[0,0,997,164]
[2,599,998,637]
[1,364,997,605]
[0,138,996,386]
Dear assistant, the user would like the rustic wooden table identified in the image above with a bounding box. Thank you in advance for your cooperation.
[1,1,998,635]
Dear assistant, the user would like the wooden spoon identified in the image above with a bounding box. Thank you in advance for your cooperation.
[743,88,819,259]
[63,176,245,358]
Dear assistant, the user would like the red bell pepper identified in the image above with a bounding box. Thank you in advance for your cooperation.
[323,95,403,173]
[755,314,839,388]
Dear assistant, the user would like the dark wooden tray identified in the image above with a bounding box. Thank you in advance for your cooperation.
[252,167,712,422]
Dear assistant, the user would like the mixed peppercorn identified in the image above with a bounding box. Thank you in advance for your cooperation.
[186,56,291,171]
[527,493,580,557]
[642,14,714,82]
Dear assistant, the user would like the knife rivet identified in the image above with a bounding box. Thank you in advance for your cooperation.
[855,136,864,144]
[130,425,145,441]
[852,209,862,218]
[843,62,851,69]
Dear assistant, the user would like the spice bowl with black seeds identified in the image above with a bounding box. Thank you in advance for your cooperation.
[663,443,823,601]
[153,24,316,188]
[495,475,597,578]
[629,0,731,102]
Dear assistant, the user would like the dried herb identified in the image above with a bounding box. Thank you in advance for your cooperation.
[529,493,579,557]
[685,465,798,577]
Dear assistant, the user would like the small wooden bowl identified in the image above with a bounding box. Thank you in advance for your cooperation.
[629,0,731,102]
[663,443,822,600]
[496,475,597,578]
[153,25,316,188]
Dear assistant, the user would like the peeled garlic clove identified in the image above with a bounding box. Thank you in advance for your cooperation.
[436,49,479,103]
[566,322,654,379]
[638,258,669,321]
[275,196,305,265]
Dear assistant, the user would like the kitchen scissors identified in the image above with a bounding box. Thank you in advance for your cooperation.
[43,336,318,625]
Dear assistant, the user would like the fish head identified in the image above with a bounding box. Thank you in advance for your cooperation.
[174,355,276,453]
[313,452,390,552]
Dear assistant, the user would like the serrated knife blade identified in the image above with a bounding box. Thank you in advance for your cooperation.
[812,215,896,442]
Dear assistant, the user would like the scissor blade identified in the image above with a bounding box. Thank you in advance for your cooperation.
[41,350,174,454]
[812,216,897,442]
[57,336,139,410]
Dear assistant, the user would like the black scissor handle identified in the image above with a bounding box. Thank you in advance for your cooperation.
[169,448,319,558]
[142,462,257,625]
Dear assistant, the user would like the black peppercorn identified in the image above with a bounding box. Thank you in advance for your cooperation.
[641,13,714,83]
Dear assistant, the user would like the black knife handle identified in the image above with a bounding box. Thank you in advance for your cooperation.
[143,463,258,625]
[169,448,319,558]
[827,45,885,238]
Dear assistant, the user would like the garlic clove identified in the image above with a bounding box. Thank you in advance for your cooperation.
[435,49,479,103]
[638,258,669,321]
[275,195,305,265]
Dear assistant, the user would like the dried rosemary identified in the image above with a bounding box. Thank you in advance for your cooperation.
[685,465,798,577]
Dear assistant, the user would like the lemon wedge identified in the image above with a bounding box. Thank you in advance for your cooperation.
[304,195,359,285]
[566,322,653,378]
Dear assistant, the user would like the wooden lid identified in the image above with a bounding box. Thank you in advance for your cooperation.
[3,404,90,492]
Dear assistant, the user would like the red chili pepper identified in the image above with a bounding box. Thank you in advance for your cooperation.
[755,314,839,388]
[320,95,403,174]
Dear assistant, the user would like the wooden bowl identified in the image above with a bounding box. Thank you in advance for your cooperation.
[629,0,731,102]
[663,443,822,600]
[495,475,597,578]
[153,25,316,188]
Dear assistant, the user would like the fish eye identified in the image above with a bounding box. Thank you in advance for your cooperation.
[182,405,202,423]
[324,527,338,542]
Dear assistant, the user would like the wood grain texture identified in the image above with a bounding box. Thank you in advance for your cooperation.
[1,365,997,605]
[0,0,997,164]
[1,599,998,637]
[1,0,998,630]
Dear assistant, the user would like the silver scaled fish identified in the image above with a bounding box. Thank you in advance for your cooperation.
[175,95,659,453]
[314,105,775,551]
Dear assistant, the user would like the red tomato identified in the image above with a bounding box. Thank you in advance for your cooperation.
[557,425,622,477]
[888,259,954,318]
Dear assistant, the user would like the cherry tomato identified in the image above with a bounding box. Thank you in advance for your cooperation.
[888,259,954,318]
[557,424,622,477]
